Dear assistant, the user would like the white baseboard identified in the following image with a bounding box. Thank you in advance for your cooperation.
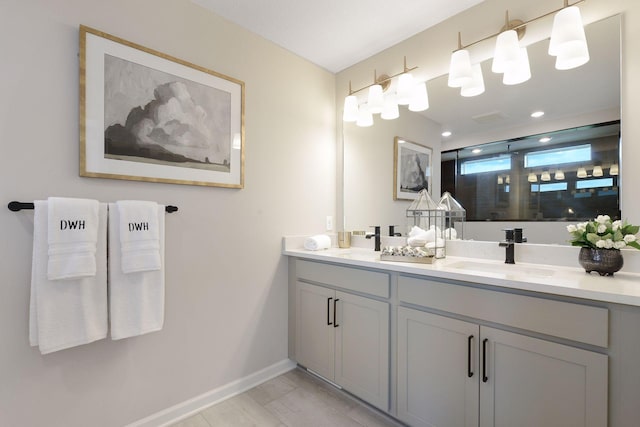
[126,358,297,427]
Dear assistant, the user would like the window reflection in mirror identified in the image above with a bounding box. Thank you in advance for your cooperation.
[441,121,620,221]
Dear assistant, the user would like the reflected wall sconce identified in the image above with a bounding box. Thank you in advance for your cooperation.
[528,173,538,183]
[541,170,551,182]
[592,165,604,177]
[609,163,619,176]
[448,0,587,96]
[343,57,426,127]
[555,169,565,180]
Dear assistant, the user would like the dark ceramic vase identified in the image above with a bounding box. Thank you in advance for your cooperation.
[578,247,624,276]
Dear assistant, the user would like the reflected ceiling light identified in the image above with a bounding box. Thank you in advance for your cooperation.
[577,167,588,178]
[442,131,452,137]
[541,170,551,181]
[531,111,545,118]
[610,163,619,175]
[472,148,483,154]
[342,94,359,122]
[549,3,589,70]
[539,137,552,143]
[592,165,604,177]
[555,170,565,180]
[408,81,429,112]
[342,58,419,125]
[461,63,485,97]
[528,173,538,183]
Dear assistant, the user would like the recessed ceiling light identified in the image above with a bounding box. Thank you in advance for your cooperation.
[442,131,452,137]
[531,111,545,118]
[539,137,552,143]
[472,148,482,154]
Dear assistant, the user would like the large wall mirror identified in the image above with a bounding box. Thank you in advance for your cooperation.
[342,15,621,244]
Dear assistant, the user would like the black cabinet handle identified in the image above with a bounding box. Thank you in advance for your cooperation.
[468,335,474,378]
[482,338,489,383]
[333,298,340,327]
[327,297,333,326]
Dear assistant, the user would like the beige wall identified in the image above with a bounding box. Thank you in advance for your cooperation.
[337,0,640,231]
[0,1,335,426]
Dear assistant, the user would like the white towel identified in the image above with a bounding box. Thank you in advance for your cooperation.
[47,197,99,280]
[116,200,161,273]
[30,201,108,354]
[108,203,165,340]
[304,234,331,251]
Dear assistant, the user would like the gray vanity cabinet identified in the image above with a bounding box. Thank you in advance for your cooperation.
[397,276,608,427]
[293,261,390,411]
[397,307,607,427]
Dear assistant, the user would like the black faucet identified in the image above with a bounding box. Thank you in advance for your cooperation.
[514,227,527,243]
[499,228,516,264]
[388,225,401,237]
[366,226,382,251]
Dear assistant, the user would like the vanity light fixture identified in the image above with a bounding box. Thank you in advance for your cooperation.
[541,170,551,181]
[461,63,485,97]
[609,163,619,176]
[531,111,545,118]
[592,165,604,177]
[549,1,589,70]
[577,166,588,178]
[555,169,565,180]
[448,0,587,95]
[342,57,421,127]
[528,172,538,183]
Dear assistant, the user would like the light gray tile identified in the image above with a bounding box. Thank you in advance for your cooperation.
[169,413,211,427]
[247,374,297,406]
[265,387,364,427]
[200,393,282,427]
[347,405,402,427]
[283,369,357,413]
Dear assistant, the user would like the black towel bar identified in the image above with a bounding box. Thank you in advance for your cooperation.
[8,201,178,213]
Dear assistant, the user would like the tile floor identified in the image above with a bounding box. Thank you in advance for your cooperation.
[170,367,404,427]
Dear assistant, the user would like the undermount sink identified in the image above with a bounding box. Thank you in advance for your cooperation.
[447,261,555,277]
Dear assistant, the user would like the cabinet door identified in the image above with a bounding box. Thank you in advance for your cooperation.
[480,326,608,427]
[334,291,389,411]
[295,281,335,380]
[397,307,479,427]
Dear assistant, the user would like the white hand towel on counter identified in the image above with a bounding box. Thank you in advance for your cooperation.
[47,197,100,280]
[108,203,165,340]
[30,201,108,354]
[116,200,161,273]
[304,234,331,251]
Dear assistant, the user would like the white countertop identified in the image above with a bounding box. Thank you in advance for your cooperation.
[283,244,640,307]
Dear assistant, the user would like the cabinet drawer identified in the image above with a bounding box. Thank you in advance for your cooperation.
[398,275,608,347]
[296,260,389,298]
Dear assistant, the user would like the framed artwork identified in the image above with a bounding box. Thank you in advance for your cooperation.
[80,25,245,188]
[394,137,432,200]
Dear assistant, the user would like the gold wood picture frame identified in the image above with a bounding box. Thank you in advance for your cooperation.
[394,137,432,200]
[80,25,245,188]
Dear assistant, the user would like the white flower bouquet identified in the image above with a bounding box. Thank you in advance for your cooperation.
[567,215,640,250]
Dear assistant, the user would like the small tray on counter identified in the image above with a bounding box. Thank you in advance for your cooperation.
[380,254,436,264]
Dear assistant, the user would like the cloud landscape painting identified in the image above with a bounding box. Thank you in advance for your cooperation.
[103,54,231,172]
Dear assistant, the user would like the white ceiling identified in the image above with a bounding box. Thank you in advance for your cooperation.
[191,0,484,73]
